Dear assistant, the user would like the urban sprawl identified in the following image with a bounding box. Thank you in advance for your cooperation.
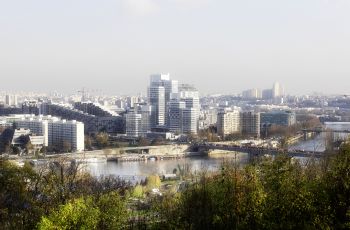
[0,73,349,155]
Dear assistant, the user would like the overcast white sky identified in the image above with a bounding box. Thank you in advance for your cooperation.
[0,0,350,95]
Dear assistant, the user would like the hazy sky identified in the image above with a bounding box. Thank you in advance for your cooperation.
[1,0,350,95]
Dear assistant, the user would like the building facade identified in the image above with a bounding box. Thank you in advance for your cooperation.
[260,110,296,127]
[8,115,84,152]
[241,111,260,138]
[217,109,241,138]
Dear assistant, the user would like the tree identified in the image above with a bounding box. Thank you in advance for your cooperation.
[0,160,42,229]
[11,146,20,155]
[132,185,144,198]
[85,135,92,150]
[151,137,164,146]
[25,142,34,154]
[95,132,109,148]
[97,192,128,229]
[145,175,161,190]
[138,137,150,147]
[38,197,100,230]
[62,141,72,153]
[322,142,350,228]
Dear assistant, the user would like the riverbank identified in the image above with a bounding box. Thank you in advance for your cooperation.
[3,144,194,164]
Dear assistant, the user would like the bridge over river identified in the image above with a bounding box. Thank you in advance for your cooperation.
[194,143,326,158]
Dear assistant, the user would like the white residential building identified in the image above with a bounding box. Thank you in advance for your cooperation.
[6,115,84,152]
[217,109,241,138]
[48,119,85,152]
[5,95,18,107]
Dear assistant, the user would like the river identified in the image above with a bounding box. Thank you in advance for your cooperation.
[85,122,350,181]
[289,122,350,152]
[86,154,249,181]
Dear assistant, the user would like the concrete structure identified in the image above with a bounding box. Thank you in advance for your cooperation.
[138,104,152,135]
[260,110,296,127]
[22,100,40,115]
[178,84,200,134]
[125,113,142,137]
[11,128,31,146]
[74,102,118,117]
[42,102,124,134]
[168,100,186,134]
[217,109,241,138]
[167,84,200,135]
[15,116,49,146]
[125,103,152,137]
[5,115,85,152]
[242,89,262,100]
[148,85,166,128]
[262,89,273,100]
[47,118,85,152]
[199,108,218,129]
[149,74,178,128]
[241,111,260,137]
[127,96,139,108]
[182,107,198,134]
[147,74,199,135]
[115,99,126,110]
[272,82,284,99]
[5,95,18,107]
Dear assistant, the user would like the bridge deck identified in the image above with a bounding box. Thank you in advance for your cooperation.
[197,144,324,158]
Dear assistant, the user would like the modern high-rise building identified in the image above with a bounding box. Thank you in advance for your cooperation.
[149,74,178,127]
[178,84,200,134]
[262,89,273,100]
[241,111,260,138]
[127,96,139,108]
[168,100,186,134]
[147,74,199,135]
[182,108,198,134]
[125,113,142,137]
[115,99,126,109]
[5,95,18,107]
[125,104,152,137]
[148,85,165,128]
[272,82,284,98]
[217,109,241,138]
[242,89,262,100]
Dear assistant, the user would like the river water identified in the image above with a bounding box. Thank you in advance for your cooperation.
[289,122,350,152]
[85,122,350,180]
[86,154,249,181]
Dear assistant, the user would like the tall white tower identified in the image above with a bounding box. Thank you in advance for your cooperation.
[272,82,284,98]
[148,73,178,128]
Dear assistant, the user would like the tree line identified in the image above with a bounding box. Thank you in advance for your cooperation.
[1,142,350,229]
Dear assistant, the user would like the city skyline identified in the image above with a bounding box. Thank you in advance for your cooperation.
[1,0,350,95]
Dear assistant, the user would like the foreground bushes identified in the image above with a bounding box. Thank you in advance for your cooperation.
[156,143,350,230]
[1,143,350,229]
[38,192,127,230]
[0,160,131,230]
